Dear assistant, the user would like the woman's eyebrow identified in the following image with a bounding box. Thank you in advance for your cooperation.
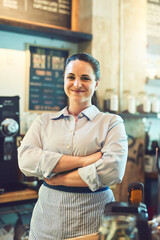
[81,74,90,77]
[67,73,75,75]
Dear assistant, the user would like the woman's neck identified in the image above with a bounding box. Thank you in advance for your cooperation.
[68,102,91,117]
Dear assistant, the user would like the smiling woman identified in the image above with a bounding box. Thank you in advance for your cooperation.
[18,53,128,240]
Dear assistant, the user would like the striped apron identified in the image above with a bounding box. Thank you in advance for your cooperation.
[29,183,115,240]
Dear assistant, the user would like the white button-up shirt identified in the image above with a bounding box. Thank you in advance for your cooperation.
[18,105,128,191]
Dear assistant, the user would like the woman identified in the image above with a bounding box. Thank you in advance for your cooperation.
[18,53,128,240]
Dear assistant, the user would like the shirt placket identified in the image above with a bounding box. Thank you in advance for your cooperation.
[65,116,76,155]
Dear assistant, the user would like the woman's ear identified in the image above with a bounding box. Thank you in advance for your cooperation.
[95,79,100,90]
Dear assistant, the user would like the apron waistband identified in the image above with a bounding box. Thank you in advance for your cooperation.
[43,181,109,193]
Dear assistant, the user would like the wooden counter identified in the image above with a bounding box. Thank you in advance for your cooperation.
[0,188,38,204]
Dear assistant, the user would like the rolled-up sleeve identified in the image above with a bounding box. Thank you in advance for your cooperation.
[78,115,128,191]
[18,115,63,179]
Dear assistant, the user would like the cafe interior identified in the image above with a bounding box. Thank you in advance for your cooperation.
[0,0,160,239]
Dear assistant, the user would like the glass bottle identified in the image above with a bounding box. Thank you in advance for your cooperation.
[103,89,118,113]
[122,90,136,114]
[149,94,160,114]
[99,213,139,240]
[136,91,151,114]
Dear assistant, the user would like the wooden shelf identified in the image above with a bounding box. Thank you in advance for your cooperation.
[0,188,38,204]
[119,112,160,119]
[0,18,92,43]
[145,172,158,180]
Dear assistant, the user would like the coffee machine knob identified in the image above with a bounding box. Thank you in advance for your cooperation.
[1,118,19,136]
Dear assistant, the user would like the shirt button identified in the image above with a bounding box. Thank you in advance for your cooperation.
[66,145,70,149]
[70,130,73,132]
[79,113,83,117]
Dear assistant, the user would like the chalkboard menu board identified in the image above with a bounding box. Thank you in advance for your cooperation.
[0,0,71,29]
[26,45,68,112]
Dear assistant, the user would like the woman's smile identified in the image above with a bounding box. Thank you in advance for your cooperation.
[70,89,86,93]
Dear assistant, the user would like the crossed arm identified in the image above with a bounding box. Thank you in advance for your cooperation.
[44,151,102,187]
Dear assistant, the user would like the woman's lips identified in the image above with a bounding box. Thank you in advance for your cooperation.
[71,89,85,93]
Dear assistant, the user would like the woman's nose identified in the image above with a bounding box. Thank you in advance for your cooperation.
[74,79,82,88]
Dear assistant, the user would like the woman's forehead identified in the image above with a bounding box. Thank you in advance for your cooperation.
[65,60,94,74]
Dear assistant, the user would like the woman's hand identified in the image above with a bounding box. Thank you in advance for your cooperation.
[44,174,61,186]
[82,151,102,167]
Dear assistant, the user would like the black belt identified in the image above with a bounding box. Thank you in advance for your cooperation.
[43,181,109,193]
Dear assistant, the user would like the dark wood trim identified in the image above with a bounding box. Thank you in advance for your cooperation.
[0,18,92,43]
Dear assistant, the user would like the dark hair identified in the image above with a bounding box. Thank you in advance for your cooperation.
[64,53,100,108]
[64,53,100,82]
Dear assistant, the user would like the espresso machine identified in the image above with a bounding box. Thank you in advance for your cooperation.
[99,183,152,240]
[0,96,20,191]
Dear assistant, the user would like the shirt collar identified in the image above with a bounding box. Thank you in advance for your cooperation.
[50,105,100,121]
[81,105,100,121]
[50,107,69,120]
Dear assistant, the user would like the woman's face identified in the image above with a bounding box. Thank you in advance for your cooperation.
[64,60,99,106]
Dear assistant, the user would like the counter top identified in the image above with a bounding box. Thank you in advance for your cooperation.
[0,188,38,204]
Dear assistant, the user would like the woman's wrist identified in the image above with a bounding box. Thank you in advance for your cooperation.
[45,170,88,187]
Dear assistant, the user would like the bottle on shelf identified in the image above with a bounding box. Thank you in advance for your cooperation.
[103,89,118,113]
[149,94,160,114]
[145,140,158,173]
[122,90,136,114]
[136,91,151,114]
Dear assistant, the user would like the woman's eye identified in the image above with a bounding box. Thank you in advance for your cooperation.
[67,76,75,80]
[81,77,90,81]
